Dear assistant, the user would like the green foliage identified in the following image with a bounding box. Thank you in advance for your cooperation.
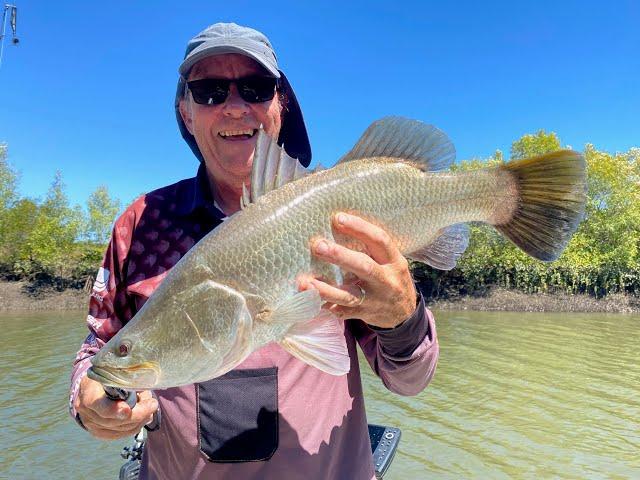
[0,144,18,211]
[510,130,561,159]
[86,185,121,244]
[0,149,121,281]
[18,172,85,277]
[451,150,505,172]
[0,146,22,272]
[0,198,38,274]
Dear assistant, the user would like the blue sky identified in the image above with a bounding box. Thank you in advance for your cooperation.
[1,0,638,207]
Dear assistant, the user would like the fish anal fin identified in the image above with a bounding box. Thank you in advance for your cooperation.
[338,116,456,172]
[280,311,350,376]
[407,223,470,270]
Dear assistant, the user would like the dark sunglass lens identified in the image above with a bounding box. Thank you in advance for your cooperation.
[238,77,278,103]
[188,79,230,105]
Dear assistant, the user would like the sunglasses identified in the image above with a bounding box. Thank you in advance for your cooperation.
[186,76,280,105]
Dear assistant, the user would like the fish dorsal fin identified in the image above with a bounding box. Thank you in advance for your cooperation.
[244,128,311,208]
[407,223,470,270]
[240,183,250,210]
[280,310,350,376]
[338,116,456,172]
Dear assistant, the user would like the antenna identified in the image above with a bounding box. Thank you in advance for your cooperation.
[0,3,19,69]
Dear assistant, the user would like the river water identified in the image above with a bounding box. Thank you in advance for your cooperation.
[1,310,638,479]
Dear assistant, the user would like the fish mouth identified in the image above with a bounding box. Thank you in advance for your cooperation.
[87,362,159,389]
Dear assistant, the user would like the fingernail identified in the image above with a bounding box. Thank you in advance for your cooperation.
[336,213,347,225]
[315,240,329,255]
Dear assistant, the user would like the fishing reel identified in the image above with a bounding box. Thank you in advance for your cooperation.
[119,429,145,480]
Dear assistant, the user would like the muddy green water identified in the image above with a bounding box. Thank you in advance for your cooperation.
[1,311,638,479]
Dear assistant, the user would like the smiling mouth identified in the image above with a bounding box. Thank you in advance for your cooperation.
[218,129,258,140]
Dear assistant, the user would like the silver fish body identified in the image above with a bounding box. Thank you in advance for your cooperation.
[88,118,586,390]
[197,159,512,311]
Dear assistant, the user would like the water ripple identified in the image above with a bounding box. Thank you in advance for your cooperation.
[364,310,640,479]
[2,310,639,479]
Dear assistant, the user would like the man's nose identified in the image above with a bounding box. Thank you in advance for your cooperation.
[222,84,249,117]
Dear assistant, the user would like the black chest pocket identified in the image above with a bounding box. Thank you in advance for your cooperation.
[197,367,279,462]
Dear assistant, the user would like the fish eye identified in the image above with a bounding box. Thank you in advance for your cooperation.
[116,340,131,357]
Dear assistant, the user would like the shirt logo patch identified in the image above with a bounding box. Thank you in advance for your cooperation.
[87,315,103,331]
[93,267,110,292]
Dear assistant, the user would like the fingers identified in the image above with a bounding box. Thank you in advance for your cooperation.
[306,212,418,328]
[81,395,158,439]
[312,239,382,283]
[332,213,402,264]
[76,376,123,420]
[130,395,159,427]
[311,212,406,282]
[82,419,145,440]
[76,376,157,440]
[305,277,364,308]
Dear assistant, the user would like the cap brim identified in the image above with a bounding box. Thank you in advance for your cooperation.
[179,43,280,78]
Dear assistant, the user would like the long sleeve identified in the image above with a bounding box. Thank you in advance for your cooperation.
[68,207,138,424]
[352,293,439,396]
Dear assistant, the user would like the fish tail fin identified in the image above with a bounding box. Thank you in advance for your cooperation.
[493,150,587,261]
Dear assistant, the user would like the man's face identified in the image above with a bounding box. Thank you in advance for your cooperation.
[179,53,282,187]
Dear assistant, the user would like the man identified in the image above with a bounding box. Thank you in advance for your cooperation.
[70,23,439,479]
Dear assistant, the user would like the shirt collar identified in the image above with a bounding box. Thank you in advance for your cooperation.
[176,163,227,219]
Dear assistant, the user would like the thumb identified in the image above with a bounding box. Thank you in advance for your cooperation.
[137,390,154,402]
[138,395,159,414]
[131,394,159,426]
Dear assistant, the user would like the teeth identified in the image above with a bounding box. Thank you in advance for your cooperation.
[220,129,255,138]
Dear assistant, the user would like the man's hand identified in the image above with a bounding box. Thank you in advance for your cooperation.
[301,212,417,329]
[75,375,158,440]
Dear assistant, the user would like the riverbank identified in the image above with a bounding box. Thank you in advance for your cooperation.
[429,287,640,313]
[0,281,87,312]
[1,280,638,314]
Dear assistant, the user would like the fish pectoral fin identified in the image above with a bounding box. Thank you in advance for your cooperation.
[264,289,323,324]
[280,311,350,376]
[407,223,470,270]
[337,116,455,172]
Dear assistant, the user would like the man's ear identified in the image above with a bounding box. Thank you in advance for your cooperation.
[179,98,194,135]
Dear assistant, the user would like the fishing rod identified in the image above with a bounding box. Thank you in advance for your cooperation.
[0,3,19,69]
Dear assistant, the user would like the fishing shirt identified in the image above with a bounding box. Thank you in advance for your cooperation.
[69,164,440,480]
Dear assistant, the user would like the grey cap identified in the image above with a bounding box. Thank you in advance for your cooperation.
[175,22,312,166]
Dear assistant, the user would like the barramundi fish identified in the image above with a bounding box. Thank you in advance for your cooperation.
[88,117,586,390]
